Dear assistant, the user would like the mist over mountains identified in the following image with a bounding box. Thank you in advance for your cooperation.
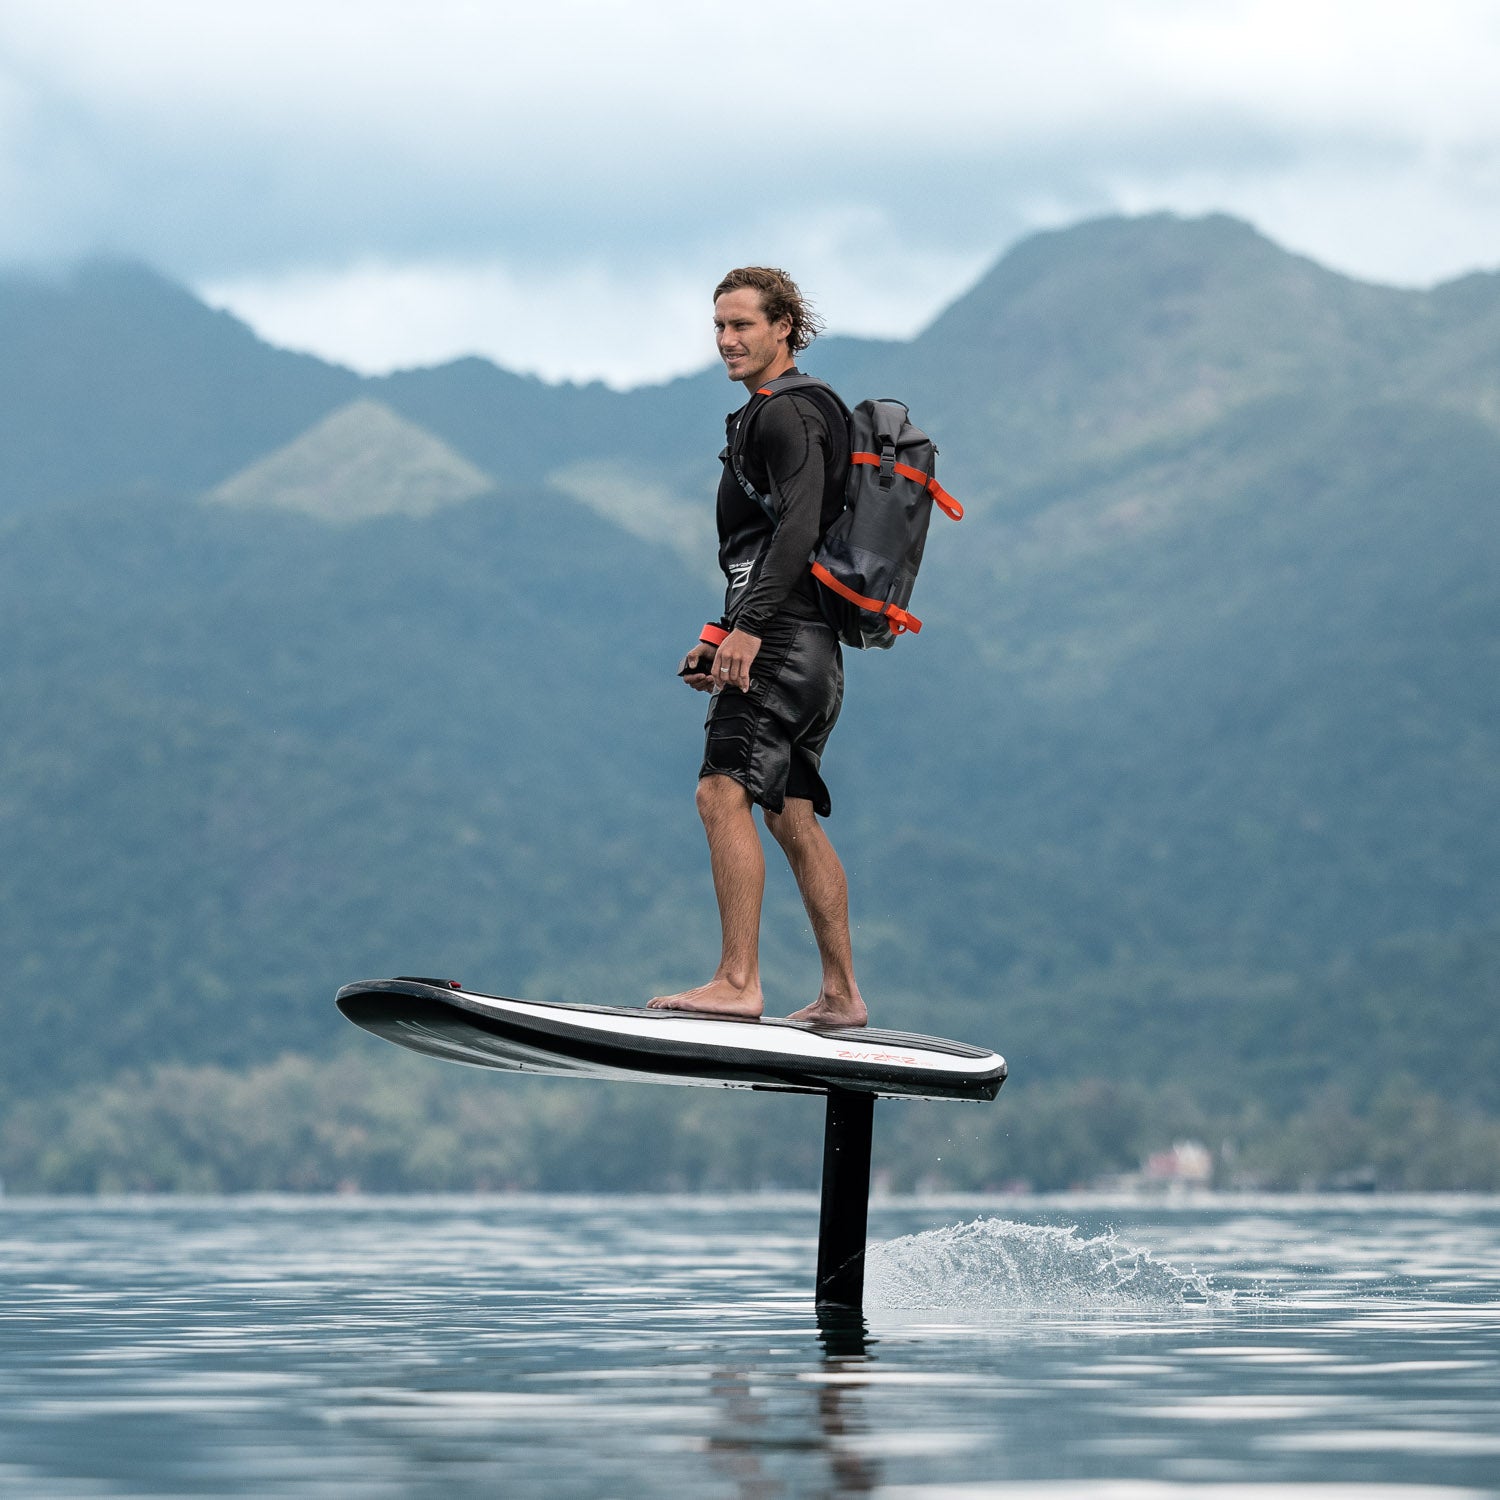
[2,212,1497,1187]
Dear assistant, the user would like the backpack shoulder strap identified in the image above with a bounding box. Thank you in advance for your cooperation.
[756,374,852,434]
[728,375,851,519]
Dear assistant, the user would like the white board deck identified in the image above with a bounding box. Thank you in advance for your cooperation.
[336,977,1007,1102]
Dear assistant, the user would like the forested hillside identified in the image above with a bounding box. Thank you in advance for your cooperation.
[2,213,1496,1191]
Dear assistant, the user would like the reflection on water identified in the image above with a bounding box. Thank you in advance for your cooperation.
[1,1195,1498,1497]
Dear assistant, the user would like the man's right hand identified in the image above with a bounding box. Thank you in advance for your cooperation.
[678,644,717,692]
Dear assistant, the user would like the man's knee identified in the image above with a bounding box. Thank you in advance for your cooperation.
[696,772,752,826]
[764,796,817,850]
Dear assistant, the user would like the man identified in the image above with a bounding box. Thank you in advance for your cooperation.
[649,267,867,1028]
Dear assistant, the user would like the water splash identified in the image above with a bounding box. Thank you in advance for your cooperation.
[866,1217,1218,1312]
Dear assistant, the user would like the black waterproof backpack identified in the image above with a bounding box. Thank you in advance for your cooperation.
[732,374,963,649]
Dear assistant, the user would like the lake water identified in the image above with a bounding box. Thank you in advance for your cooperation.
[2,1194,1498,1497]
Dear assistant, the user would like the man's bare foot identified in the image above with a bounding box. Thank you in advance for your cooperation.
[786,991,868,1028]
[648,978,764,1019]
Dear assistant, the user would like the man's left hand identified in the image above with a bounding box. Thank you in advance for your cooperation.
[713,628,761,693]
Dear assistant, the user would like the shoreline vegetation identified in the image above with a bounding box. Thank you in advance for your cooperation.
[4,1050,1498,1197]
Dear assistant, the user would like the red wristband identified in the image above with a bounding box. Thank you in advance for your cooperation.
[699,623,729,646]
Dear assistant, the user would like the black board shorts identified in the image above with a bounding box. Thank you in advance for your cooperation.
[700,619,843,817]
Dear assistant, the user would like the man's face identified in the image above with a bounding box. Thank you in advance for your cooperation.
[714,288,793,387]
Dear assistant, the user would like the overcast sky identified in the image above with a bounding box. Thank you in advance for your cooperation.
[4,0,1499,386]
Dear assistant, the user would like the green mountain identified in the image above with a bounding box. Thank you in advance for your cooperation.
[1,213,1496,1190]
[0,262,358,510]
[206,398,496,521]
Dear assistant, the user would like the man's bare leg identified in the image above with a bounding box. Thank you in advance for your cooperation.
[649,774,765,1017]
[764,798,868,1028]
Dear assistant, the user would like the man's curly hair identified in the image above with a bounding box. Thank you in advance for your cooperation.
[714,266,825,355]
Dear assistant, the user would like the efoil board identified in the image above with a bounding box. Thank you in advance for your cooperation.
[336,978,1006,1102]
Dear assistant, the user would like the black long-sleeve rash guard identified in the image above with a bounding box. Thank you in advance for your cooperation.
[716,379,847,640]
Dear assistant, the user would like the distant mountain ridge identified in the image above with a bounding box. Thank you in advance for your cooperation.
[8,212,1499,528]
[1,214,1496,1169]
[0,261,358,510]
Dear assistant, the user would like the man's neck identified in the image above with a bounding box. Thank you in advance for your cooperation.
[739,352,796,395]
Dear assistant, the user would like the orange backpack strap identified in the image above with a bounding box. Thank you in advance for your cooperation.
[850,453,963,521]
[809,563,923,635]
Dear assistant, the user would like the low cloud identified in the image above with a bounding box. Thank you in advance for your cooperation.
[199,229,997,388]
[201,258,719,388]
